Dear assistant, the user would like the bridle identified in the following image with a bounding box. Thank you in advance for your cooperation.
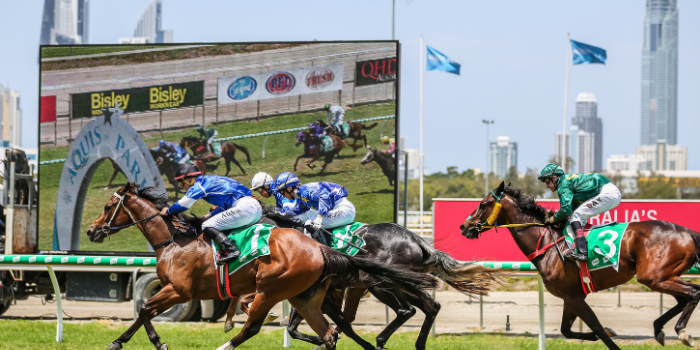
[468,190,548,236]
[99,192,169,249]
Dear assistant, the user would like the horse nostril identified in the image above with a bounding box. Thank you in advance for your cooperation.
[459,224,465,231]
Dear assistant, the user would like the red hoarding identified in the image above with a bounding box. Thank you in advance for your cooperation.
[40,95,56,123]
[433,198,700,262]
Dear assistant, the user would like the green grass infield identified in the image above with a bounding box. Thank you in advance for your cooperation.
[38,103,397,252]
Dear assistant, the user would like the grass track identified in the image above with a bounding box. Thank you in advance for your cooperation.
[38,103,396,251]
[0,320,684,350]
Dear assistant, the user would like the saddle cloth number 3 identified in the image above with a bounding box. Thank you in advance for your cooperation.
[593,229,618,260]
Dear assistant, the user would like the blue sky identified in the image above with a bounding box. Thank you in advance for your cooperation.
[2,0,699,173]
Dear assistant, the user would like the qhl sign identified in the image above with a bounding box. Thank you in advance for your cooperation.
[355,57,397,86]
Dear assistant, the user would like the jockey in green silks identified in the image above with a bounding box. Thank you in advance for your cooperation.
[538,163,622,262]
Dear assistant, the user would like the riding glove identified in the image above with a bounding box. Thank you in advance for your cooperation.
[312,216,323,230]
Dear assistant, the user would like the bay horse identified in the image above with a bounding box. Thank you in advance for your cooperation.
[460,181,700,350]
[294,131,361,173]
[316,119,378,147]
[227,208,499,350]
[360,146,396,186]
[180,136,250,176]
[87,183,436,350]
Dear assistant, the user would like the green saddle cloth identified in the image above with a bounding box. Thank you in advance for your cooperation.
[320,136,334,153]
[211,142,222,157]
[564,222,630,271]
[212,223,275,275]
[338,122,350,139]
[328,222,367,256]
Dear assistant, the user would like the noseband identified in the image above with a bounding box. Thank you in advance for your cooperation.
[100,192,160,237]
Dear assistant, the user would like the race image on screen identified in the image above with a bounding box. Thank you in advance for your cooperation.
[39,42,398,253]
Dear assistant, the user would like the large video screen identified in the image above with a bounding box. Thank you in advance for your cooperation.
[39,42,399,254]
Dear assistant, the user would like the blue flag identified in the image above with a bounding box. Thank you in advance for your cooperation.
[426,46,460,75]
[570,40,606,65]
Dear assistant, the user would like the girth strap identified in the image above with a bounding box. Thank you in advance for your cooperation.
[527,228,566,261]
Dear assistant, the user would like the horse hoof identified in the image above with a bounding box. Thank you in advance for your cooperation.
[604,327,618,338]
[103,187,110,191]
[263,312,279,325]
[157,344,168,350]
[107,342,122,350]
[656,330,665,346]
[679,329,694,347]
[224,322,234,333]
[216,341,235,350]
[280,316,290,327]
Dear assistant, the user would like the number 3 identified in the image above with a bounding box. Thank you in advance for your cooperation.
[594,229,619,259]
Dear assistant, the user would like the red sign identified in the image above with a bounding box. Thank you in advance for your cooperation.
[265,72,296,95]
[40,95,57,123]
[433,199,700,262]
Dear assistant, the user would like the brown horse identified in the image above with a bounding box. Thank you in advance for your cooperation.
[180,136,250,176]
[294,131,361,172]
[87,183,436,350]
[360,146,396,186]
[460,182,700,350]
[316,119,377,147]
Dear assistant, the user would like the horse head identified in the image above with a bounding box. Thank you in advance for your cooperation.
[315,119,328,128]
[460,181,506,239]
[296,131,308,147]
[360,146,375,165]
[86,183,143,243]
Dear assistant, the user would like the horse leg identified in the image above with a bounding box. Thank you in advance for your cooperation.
[228,155,246,175]
[224,295,242,333]
[370,287,416,350]
[322,296,375,350]
[217,292,279,350]
[566,297,621,350]
[652,296,687,345]
[288,292,340,350]
[110,284,189,350]
[285,306,324,346]
[402,290,441,350]
[224,157,231,176]
[105,169,120,190]
[294,155,304,171]
[341,287,366,324]
[559,301,599,342]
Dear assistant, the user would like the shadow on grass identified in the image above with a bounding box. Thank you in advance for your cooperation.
[356,188,394,195]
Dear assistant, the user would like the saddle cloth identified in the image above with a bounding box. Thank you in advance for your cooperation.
[337,122,350,139]
[320,136,334,153]
[211,143,222,157]
[327,222,367,256]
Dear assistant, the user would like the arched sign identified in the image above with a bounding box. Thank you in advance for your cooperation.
[53,105,166,250]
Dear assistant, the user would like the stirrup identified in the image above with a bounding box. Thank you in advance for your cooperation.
[565,252,588,262]
[216,250,240,265]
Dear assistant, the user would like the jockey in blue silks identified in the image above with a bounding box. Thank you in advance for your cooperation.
[155,140,190,164]
[275,174,355,231]
[160,163,262,265]
[250,172,313,221]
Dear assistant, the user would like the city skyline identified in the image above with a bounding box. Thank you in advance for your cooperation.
[571,92,603,172]
[40,0,89,45]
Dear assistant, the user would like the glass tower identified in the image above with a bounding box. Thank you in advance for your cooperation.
[572,92,603,172]
[641,0,678,146]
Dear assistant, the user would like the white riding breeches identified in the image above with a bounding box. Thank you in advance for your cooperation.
[321,198,355,229]
[202,196,262,231]
[207,131,219,145]
[566,182,622,238]
[177,153,190,165]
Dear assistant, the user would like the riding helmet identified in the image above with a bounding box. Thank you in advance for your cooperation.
[159,140,166,147]
[381,135,390,144]
[274,172,300,191]
[324,104,331,110]
[175,162,202,181]
[251,172,274,190]
[538,163,565,182]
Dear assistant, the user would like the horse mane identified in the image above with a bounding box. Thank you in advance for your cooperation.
[503,185,548,222]
[135,186,171,210]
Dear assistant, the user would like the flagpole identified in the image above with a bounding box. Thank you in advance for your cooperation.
[562,32,571,171]
[419,34,424,236]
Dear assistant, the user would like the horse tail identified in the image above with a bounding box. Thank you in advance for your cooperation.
[410,228,501,296]
[361,122,378,130]
[233,143,251,165]
[320,246,437,295]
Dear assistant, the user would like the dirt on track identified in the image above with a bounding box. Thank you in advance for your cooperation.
[4,290,700,343]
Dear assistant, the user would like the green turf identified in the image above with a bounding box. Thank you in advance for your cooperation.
[41,46,162,58]
[0,320,683,349]
[38,103,396,251]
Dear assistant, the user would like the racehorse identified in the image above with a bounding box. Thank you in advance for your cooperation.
[87,183,437,350]
[295,131,362,173]
[360,146,396,186]
[229,208,499,350]
[316,119,378,147]
[460,181,700,350]
[180,136,251,176]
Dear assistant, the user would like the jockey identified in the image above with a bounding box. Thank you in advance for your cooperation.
[160,163,262,265]
[308,122,325,141]
[381,136,396,158]
[250,172,312,220]
[538,163,622,262]
[171,144,190,165]
[197,126,219,154]
[156,140,177,155]
[275,174,355,231]
[324,104,345,135]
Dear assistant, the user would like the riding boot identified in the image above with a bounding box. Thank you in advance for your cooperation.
[565,221,588,262]
[203,227,240,265]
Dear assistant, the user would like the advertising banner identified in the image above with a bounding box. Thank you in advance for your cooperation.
[71,81,205,118]
[433,198,700,262]
[217,63,343,105]
[355,57,397,86]
[40,95,57,123]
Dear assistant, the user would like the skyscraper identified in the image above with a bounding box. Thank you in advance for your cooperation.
[571,92,603,171]
[641,0,678,146]
[0,85,22,148]
[120,0,173,44]
[490,136,517,179]
[40,0,89,45]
